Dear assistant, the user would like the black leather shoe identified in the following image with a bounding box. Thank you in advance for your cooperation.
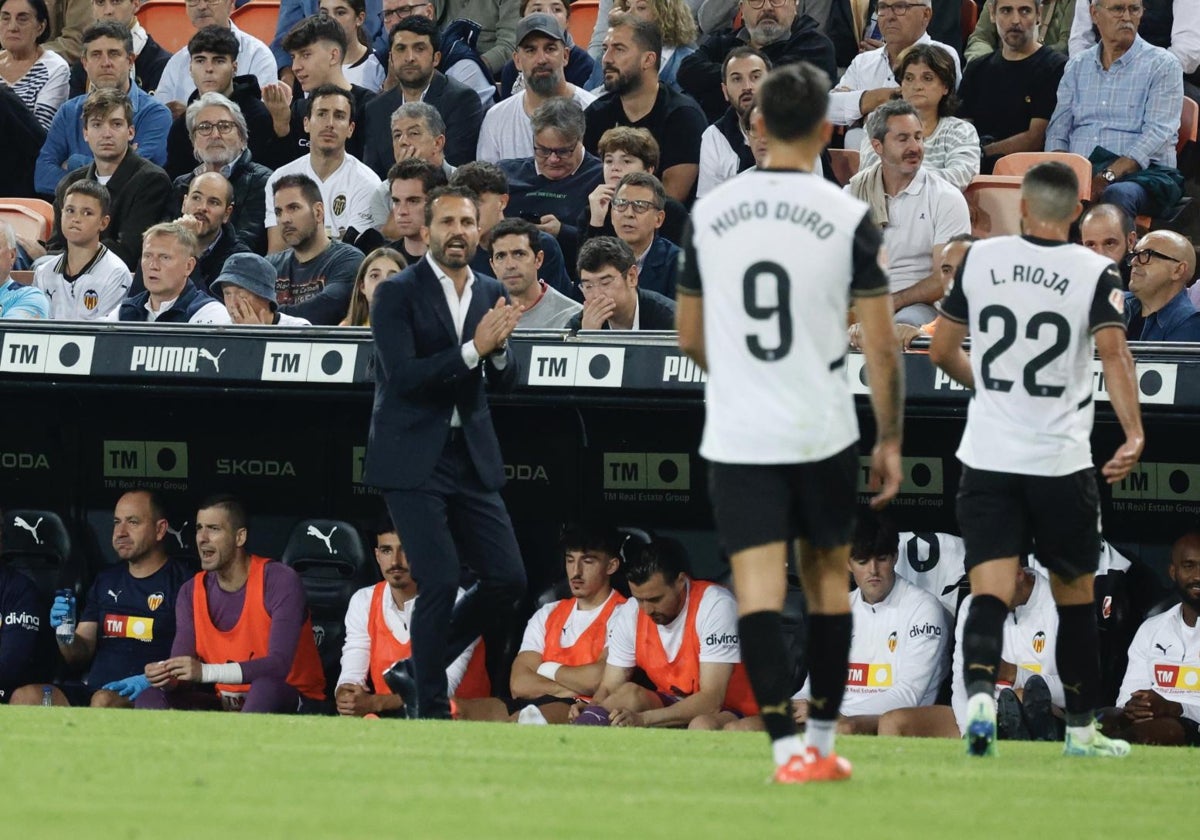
[382,659,419,720]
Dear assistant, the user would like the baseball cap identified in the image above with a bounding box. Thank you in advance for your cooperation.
[516,12,565,45]
[211,253,280,311]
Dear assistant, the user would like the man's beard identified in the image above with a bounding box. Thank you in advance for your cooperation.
[603,66,640,96]
[748,19,787,45]
[197,142,242,169]
[526,67,563,97]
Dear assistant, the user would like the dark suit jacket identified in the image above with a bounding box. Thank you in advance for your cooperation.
[636,236,682,299]
[364,257,520,491]
[48,151,172,270]
[566,287,677,331]
[363,72,484,178]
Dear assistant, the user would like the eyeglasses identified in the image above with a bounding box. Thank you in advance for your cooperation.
[1125,248,1182,266]
[876,1,929,16]
[1099,3,1142,17]
[194,120,238,136]
[383,2,429,21]
[577,275,620,292]
[612,197,660,214]
[533,141,578,159]
[742,0,787,8]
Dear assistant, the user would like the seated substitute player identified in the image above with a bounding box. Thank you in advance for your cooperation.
[0,508,42,703]
[334,517,481,717]
[137,495,326,713]
[11,490,190,708]
[1101,532,1200,747]
[569,538,757,728]
[34,181,131,321]
[929,161,1145,759]
[676,62,905,784]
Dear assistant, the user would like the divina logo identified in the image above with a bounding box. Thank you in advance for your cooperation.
[909,622,943,638]
[705,632,738,645]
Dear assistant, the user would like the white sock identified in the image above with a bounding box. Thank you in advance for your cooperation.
[771,735,805,766]
[967,692,996,719]
[1066,722,1096,744]
[805,719,836,758]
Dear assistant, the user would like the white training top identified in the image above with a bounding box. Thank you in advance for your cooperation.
[606,579,741,668]
[265,152,384,239]
[939,235,1125,476]
[336,584,476,693]
[519,589,624,657]
[679,169,889,465]
[952,571,1064,733]
[1116,604,1200,723]
[475,86,596,163]
[798,576,951,715]
[895,531,969,616]
[34,246,131,321]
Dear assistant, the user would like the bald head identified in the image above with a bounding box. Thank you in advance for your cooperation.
[1141,231,1196,280]
[193,170,234,204]
[1080,203,1135,267]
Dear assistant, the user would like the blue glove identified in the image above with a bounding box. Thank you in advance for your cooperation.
[49,594,73,628]
[101,674,151,700]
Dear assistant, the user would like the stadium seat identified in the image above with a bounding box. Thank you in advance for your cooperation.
[964,174,1023,237]
[137,1,193,54]
[569,0,599,51]
[231,1,281,47]
[827,148,860,187]
[281,518,369,689]
[961,0,977,44]
[993,152,1092,200]
[1134,96,1197,230]
[0,197,53,241]
[1,509,80,600]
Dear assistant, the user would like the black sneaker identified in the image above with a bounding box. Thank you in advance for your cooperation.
[1022,674,1058,741]
[997,687,1030,740]
[381,659,419,720]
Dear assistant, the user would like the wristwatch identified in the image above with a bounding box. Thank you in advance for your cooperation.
[1101,169,1117,183]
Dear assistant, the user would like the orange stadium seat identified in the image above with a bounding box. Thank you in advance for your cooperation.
[964,175,1023,238]
[961,0,978,44]
[994,152,1093,200]
[137,1,193,54]
[569,0,599,50]
[232,1,282,46]
[0,199,54,242]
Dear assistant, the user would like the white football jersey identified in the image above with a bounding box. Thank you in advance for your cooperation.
[679,170,889,464]
[1116,605,1200,723]
[938,236,1124,476]
[798,576,951,715]
[896,531,969,615]
[34,246,131,321]
[265,153,384,239]
[951,570,1063,733]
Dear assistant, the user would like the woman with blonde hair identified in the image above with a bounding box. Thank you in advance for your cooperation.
[340,247,405,327]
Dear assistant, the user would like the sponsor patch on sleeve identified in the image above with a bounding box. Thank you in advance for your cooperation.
[1109,288,1125,315]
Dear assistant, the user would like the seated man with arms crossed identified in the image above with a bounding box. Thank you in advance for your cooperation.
[137,494,326,713]
[571,538,757,728]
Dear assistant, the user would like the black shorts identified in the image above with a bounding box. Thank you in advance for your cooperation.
[956,465,1101,579]
[708,444,858,555]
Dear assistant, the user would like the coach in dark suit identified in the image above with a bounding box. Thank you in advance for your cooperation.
[363,185,526,720]
[363,18,484,178]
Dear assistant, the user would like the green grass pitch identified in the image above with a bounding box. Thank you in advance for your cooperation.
[0,708,1191,838]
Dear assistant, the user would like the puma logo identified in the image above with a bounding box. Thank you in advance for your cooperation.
[199,348,227,372]
[759,702,792,717]
[107,589,122,602]
[12,516,43,544]
[306,525,338,554]
[968,663,996,676]
[165,520,189,549]
[1155,643,1171,655]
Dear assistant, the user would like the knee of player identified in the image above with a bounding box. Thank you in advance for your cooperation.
[90,689,131,709]
[605,682,644,708]
[687,713,722,731]
[9,684,52,705]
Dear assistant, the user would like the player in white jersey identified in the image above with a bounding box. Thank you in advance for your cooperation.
[1102,532,1200,747]
[929,162,1145,759]
[677,63,905,785]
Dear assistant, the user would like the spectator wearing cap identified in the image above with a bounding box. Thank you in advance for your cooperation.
[212,252,312,326]
[477,13,597,163]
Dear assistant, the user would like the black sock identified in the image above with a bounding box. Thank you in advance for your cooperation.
[962,594,1008,699]
[806,613,852,722]
[737,611,796,742]
[1056,602,1101,726]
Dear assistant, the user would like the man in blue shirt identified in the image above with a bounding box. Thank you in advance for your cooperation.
[1124,230,1200,342]
[1045,1,1183,220]
[0,223,50,320]
[34,21,172,199]
[10,490,191,708]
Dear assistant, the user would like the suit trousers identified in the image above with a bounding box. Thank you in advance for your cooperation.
[384,432,526,718]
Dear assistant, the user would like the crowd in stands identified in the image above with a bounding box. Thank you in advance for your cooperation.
[0,0,1197,335]
[1,492,1195,749]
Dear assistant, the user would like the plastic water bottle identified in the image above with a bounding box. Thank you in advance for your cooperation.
[55,589,75,647]
[42,686,53,707]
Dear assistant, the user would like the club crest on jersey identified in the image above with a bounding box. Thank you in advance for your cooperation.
[1109,288,1124,314]
[83,289,99,311]
[333,194,347,216]
[1032,631,1047,654]
[887,631,897,653]
[147,592,164,611]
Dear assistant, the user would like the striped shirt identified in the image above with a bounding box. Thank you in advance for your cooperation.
[9,50,70,130]
[1046,36,1183,169]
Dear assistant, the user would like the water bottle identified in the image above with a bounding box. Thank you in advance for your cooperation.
[55,589,76,647]
[42,686,53,707]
